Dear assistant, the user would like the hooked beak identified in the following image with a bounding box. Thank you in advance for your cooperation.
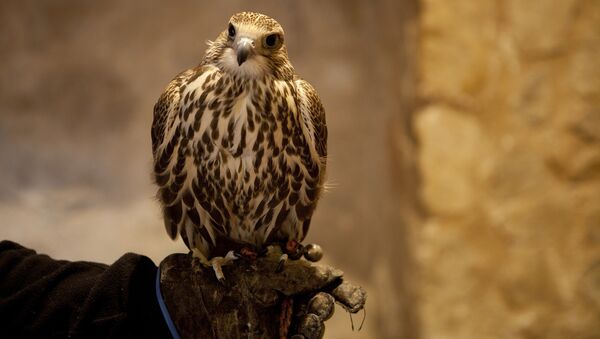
[236,37,254,66]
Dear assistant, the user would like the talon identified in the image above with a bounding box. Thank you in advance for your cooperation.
[212,260,226,282]
[276,253,288,272]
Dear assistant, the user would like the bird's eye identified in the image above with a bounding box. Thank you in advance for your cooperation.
[264,34,279,48]
[228,24,236,39]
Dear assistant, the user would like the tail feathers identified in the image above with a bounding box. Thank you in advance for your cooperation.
[163,201,183,240]
[163,216,178,240]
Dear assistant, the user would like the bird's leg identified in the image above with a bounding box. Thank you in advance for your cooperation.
[191,248,211,266]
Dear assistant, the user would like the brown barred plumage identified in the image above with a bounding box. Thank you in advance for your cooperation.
[152,12,327,265]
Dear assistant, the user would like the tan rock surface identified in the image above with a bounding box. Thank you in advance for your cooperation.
[415,0,600,338]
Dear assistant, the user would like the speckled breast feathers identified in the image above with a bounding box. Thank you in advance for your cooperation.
[151,12,327,259]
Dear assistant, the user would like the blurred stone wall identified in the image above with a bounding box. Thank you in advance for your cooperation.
[411,0,600,338]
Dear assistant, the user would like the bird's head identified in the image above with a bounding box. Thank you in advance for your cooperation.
[205,12,294,80]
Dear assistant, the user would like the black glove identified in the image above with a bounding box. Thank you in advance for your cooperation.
[158,250,366,339]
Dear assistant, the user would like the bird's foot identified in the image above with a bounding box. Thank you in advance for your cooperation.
[191,249,238,283]
[211,250,238,284]
[275,240,304,272]
[285,239,305,260]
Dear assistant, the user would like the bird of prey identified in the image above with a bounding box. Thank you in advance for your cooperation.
[151,12,327,281]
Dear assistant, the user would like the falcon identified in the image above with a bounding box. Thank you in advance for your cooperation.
[151,12,327,281]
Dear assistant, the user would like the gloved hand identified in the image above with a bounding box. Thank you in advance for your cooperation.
[158,248,366,339]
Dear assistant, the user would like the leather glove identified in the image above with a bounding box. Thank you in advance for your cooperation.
[158,249,366,339]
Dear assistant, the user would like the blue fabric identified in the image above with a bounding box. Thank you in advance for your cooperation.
[155,268,181,339]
